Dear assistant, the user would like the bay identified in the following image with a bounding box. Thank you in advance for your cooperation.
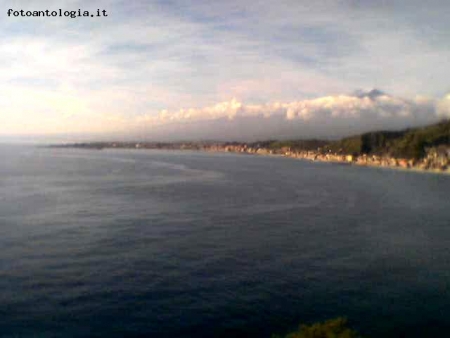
[1,145,449,337]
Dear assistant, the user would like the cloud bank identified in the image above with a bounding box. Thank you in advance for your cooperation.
[126,90,449,141]
[1,0,450,141]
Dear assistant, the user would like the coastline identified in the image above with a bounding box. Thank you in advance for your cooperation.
[205,147,450,176]
[49,142,450,176]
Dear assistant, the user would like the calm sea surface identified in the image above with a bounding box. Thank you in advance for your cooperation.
[1,145,450,337]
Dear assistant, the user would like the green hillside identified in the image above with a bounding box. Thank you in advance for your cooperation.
[277,120,450,159]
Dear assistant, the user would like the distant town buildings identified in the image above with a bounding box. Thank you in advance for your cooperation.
[53,141,450,174]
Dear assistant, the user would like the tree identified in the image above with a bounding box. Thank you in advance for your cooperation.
[272,317,363,338]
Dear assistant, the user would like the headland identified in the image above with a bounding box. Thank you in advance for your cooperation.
[50,120,450,175]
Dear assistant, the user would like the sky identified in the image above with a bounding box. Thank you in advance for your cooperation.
[1,0,450,142]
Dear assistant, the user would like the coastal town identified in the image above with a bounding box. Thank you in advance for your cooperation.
[51,119,450,174]
[205,143,450,173]
[52,140,450,174]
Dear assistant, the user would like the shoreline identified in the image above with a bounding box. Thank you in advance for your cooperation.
[205,148,450,176]
[49,143,450,176]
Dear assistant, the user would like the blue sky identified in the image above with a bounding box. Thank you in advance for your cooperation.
[1,0,450,141]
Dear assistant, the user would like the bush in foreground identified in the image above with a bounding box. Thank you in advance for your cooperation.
[272,317,363,338]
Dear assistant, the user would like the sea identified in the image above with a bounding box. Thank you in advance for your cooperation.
[1,145,450,338]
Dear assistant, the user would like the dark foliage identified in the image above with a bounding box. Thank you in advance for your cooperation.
[272,317,363,338]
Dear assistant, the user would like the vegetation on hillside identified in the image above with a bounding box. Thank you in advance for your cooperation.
[248,140,329,152]
[272,317,363,338]
[388,120,450,159]
[244,120,450,159]
[52,119,450,161]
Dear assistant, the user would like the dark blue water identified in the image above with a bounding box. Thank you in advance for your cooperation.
[1,145,450,338]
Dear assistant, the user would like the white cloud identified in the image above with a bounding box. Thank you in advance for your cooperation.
[137,92,439,125]
[1,0,450,140]
[124,91,446,141]
[437,94,450,117]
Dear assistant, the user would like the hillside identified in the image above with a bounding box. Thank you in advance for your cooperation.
[51,120,450,162]
[313,120,450,159]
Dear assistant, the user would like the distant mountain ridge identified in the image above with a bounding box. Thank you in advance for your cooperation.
[248,119,450,160]
[52,119,450,161]
[352,88,386,99]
